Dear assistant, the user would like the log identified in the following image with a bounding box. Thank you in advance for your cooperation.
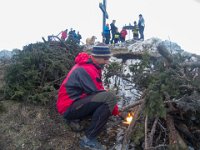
[175,123,200,149]
[112,52,158,62]
[166,115,188,150]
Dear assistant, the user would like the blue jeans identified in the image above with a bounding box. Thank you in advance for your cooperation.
[139,26,144,40]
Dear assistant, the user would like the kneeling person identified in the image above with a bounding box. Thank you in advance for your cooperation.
[57,43,119,150]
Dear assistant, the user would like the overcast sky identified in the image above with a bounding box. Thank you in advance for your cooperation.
[0,0,200,54]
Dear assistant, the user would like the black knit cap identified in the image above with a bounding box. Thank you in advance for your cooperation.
[91,43,111,57]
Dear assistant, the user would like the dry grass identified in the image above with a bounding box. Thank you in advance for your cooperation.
[0,100,82,150]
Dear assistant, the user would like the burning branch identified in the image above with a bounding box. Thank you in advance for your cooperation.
[121,102,145,150]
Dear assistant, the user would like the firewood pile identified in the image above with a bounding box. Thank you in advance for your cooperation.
[105,41,200,149]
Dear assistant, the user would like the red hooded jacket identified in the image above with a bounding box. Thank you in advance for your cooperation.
[61,31,67,40]
[57,52,119,115]
[120,29,127,38]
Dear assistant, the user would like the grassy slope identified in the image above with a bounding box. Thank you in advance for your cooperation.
[0,62,83,150]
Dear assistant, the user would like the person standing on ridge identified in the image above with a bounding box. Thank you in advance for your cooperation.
[76,31,82,44]
[61,29,68,41]
[110,20,117,44]
[57,43,119,149]
[120,27,128,42]
[138,14,145,41]
[68,28,74,40]
[114,28,120,44]
[103,23,111,44]
[132,21,139,40]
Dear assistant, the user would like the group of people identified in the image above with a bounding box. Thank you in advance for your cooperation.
[103,20,127,44]
[59,28,82,44]
[103,14,145,44]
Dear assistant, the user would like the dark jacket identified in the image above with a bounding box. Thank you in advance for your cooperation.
[110,23,117,34]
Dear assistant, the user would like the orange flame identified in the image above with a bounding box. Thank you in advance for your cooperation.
[126,113,133,123]
[123,112,134,125]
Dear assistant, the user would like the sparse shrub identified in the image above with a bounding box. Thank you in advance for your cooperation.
[3,40,82,104]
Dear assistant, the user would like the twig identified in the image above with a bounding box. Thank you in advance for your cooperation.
[46,75,66,85]
[147,144,168,150]
[145,115,149,149]
[40,62,47,86]
[148,117,159,147]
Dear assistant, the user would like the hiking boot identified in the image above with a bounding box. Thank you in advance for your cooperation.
[139,38,144,41]
[80,136,106,150]
[66,119,84,132]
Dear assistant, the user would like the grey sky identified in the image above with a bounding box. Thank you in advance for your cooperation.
[0,0,200,54]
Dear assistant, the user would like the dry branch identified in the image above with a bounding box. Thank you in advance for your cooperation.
[121,99,143,112]
[121,102,145,150]
[145,115,149,150]
[148,117,159,147]
[182,62,200,68]
[112,52,158,62]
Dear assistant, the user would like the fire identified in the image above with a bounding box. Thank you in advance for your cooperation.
[126,113,133,123]
[123,112,134,125]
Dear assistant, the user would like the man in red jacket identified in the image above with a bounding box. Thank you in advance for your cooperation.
[57,43,119,149]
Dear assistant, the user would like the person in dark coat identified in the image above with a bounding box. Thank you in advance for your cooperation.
[110,20,117,44]
[76,31,82,44]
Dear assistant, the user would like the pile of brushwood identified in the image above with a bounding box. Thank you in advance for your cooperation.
[2,38,82,105]
[104,43,200,149]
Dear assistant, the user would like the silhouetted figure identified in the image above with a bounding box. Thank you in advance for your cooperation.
[76,31,82,44]
[110,20,117,44]
[68,28,74,40]
[132,21,139,40]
